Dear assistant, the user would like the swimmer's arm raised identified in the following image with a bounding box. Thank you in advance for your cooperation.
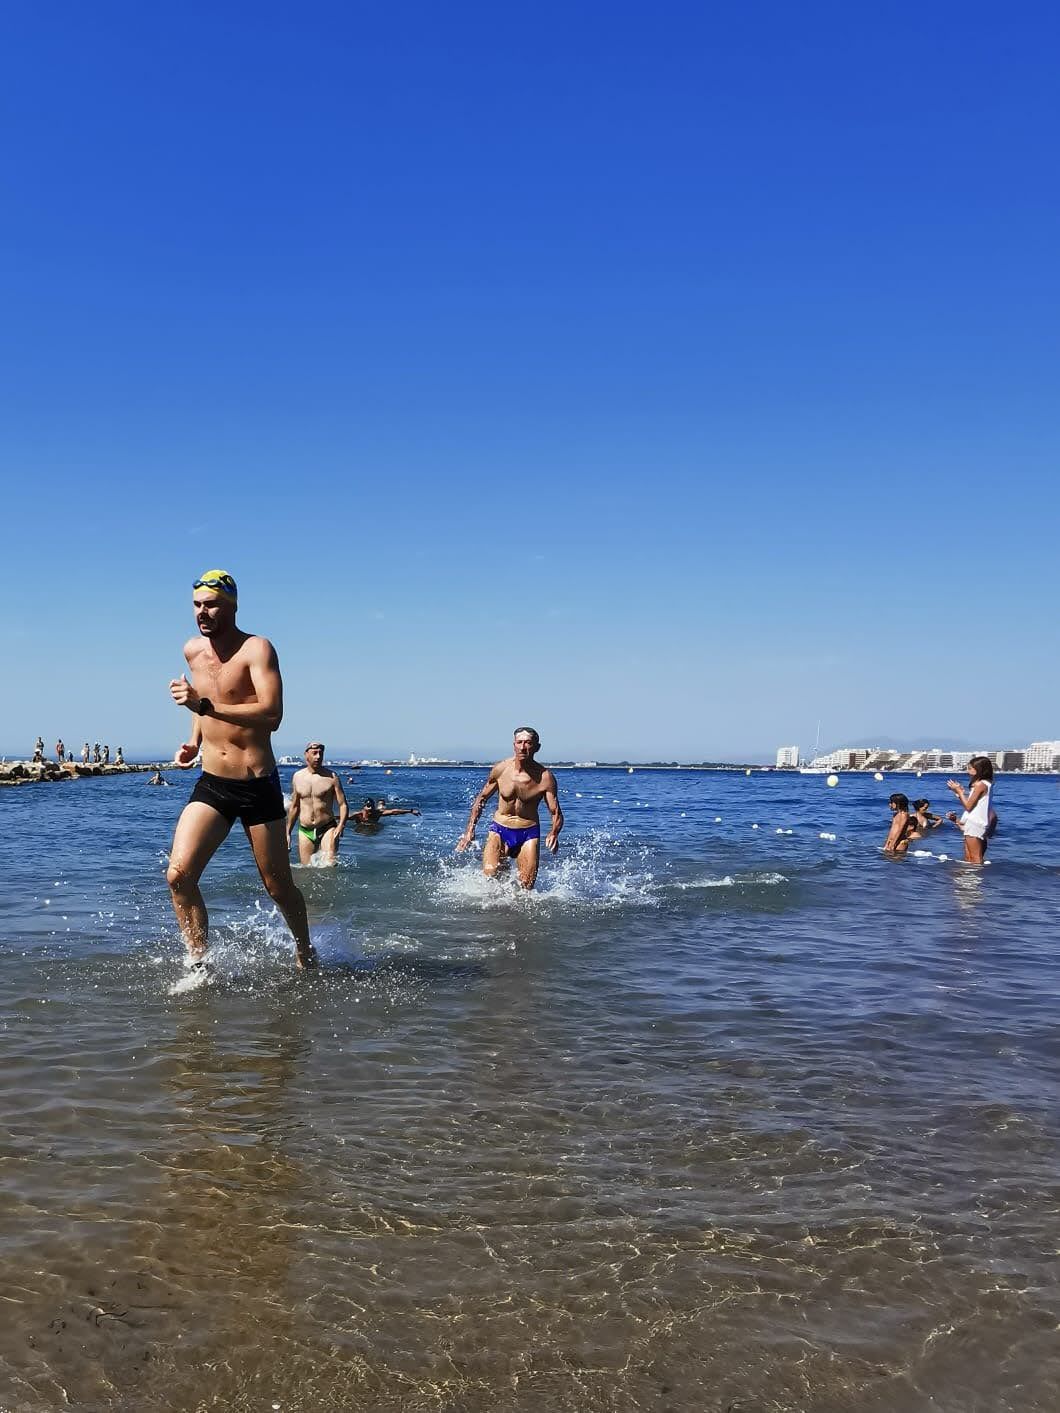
[543,771,563,853]
[456,768,500,850]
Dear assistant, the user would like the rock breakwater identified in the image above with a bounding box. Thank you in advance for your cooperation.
[0,761,166,788]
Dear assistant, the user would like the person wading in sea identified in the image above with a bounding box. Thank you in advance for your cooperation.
[167,569,316,972]
[286,742,349,865]
[456,727,563,890]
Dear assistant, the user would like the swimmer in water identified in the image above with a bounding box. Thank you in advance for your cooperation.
[287,742,349,865]
[166,569,316,970]
[351,797,421,831]
[909,798,945,842]
[883,793,914,855]
[147,771,167,786]
[456,727,563,889]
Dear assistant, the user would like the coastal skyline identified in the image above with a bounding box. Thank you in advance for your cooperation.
[2,4,1058,761]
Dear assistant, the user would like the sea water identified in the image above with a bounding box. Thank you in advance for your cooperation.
[1,768,1058,1411]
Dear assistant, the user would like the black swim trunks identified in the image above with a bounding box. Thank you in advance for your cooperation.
[189,769,285,827]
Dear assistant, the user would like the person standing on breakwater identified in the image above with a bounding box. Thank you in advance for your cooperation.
[287,742,349,864]
[81,742,89,764]
[456,727,563,889]
[55,738,65,763]
[167,569,316,971]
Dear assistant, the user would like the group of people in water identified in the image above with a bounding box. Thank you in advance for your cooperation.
[163,570,563,973]
[286,746,422,864]
[157,567,998,975]
[883,755,998,863]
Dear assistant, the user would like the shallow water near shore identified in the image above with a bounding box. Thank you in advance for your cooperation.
[1,767,1058,1411]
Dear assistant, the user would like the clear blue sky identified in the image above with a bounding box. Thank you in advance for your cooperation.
[2,2,1057,761]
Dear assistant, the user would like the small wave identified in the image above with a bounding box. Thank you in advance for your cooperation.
[674,871,788,891]
[366,930,514,963]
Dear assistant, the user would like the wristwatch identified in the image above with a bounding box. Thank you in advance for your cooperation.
[196,697,214,716]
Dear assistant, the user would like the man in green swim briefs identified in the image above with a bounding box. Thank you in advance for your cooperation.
[286,742,349,865]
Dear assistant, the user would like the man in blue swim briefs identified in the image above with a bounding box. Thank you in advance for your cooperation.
[456,727,563,889]
[166,569,316,970]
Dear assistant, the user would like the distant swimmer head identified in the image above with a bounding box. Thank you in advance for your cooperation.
[192,569,238,634]
[513,726,540,760]
[968,755,994,781]
[888,793,910,812]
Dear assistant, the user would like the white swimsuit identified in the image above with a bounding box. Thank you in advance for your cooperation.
[961,782,992,839]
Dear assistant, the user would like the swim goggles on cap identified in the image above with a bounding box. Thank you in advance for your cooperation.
[193,573,238,596]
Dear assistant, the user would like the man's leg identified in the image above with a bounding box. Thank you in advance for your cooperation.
[482,829,504,879]
[296,828,317,866]
[516,838,540,890]
[319,823,340,865]
[245,819,317,968]
[167,803,233,958]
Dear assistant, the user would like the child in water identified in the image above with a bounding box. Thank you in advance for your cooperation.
[946,756,998,863]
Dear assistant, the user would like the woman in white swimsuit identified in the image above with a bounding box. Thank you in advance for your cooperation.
[945,756,996,864]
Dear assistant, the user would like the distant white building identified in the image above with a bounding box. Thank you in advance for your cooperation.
[776,745,800,768]
[1024,740,1060,771]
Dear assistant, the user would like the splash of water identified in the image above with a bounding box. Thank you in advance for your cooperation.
[432,829,658,911]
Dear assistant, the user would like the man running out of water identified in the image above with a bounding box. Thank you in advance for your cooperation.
[287,742,349,864]
[456,727,563,889]
[167,569,316,970]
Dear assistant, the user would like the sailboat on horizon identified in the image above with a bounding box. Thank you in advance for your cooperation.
[798,721,829,773]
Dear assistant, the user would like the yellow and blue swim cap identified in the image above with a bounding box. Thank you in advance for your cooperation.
[193,569,238,601]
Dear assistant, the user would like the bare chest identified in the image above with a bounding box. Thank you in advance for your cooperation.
[498,767,545,804]
[190,649,255,703]
[301,773,336,804]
